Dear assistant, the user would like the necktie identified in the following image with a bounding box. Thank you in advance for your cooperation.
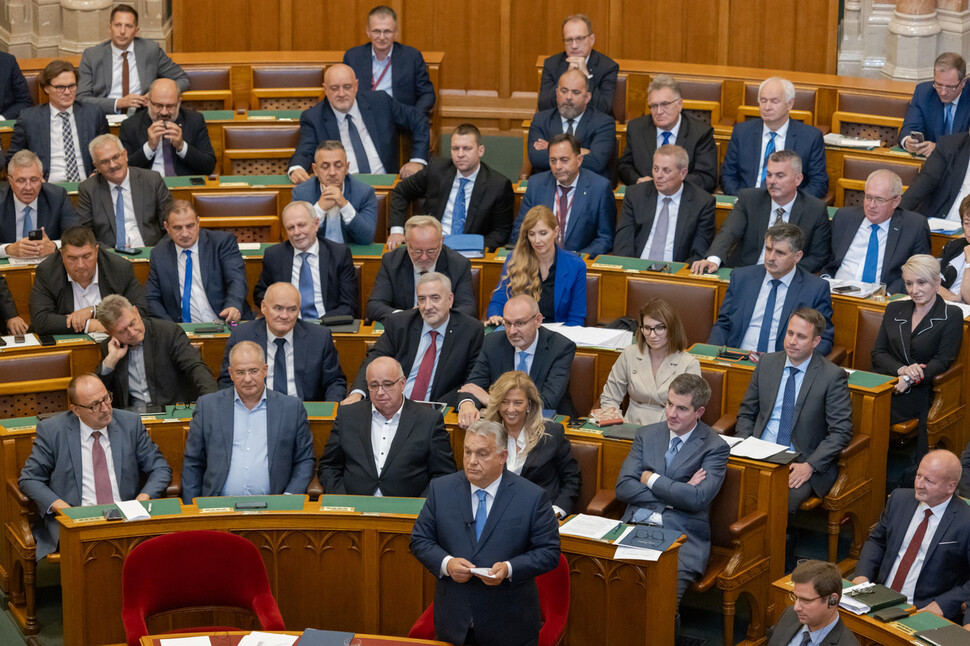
[60,112,81,182]
[410,330,440,401]
[566,119,575,136]
[944,103,954,136]
[21,205,33,239]
[451,178,470,235]
[776,366,799,447]
[760,132,777,185]
[298,252,318,319]
[474,489,488,540]
[346,114,371,174]
[661,131,672,147]
[181,249,193,322]
[161,132,176,176]
[799,631,812,646]
[647,197,671,260]
[114,185,127,249]
[890,509,934,592]
[665,436,682,469]
[516,350,529,373]
[90,431,113,505]
[774,206,785,224]
[556,185,572,244]
[273,337,288,394]
[757,279,782,352]
[861,223,880,283]
[324,208,344,243]
[121,51,130,97]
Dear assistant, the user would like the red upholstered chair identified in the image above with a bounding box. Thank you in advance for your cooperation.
[409,553,570,646]
[121,530,284,646]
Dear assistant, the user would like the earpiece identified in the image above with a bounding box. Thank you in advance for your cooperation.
[827,594,838,608]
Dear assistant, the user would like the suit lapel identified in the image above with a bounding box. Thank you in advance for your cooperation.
[947,142,970,209]
[436,165,457,221]
[316,238,330,309]
[475,474,514,549]
[356,406,379,478]
[758,355,786,437]
[1,191,15,241]
[671,189,693,258]
[293,322,308,399]
[635,190,659,256]
[380,402,416,476]
[464,164,486,230]
[884,212,904,283]
[67,416,84,498]
[265,393,282,485]
[428,316,459,395]
[39,106,52,174]
[166,241,182,313]
[737,268,766,335]
[666,429,702,475]
[106,418,130,492]
[924,496,959,562]
[198,230,215,304]
[565,173,589,247]
[792,356,820,419]
[99,176,118,241]
[142,319,157,403]
[744,121,764,184]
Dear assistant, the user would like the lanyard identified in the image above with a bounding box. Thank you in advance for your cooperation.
[372,55,392,90]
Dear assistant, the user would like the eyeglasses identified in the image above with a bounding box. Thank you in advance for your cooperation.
[641,323,667,335]
[863,194,896,205]
[74,393,112,412]
[230,368,263,377]
[788,592,823,604]
[95,151,125,167]
[933,81,964,92]
[367,377,404,393]
[563,35,590,45]
[504,313,538,330]
[48,83,77,93]
[368,29,396,37]
[149,100,179,111]
[648,99,681,112]
[408,246,441,258]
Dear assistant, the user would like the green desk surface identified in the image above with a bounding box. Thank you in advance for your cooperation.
[240,243,274,257]
[165,176,205,188]
[590,255,685,274]
[139,404,195,420]
[223,174,290,186]
[108,247,151,260]
[0,119,14,128]
[895,610,953,632]
[0,415,40,430]
[347,243,387,256]
[320,495,425,515]
[54,333,92,343]
[200,110,235,120]
[354,174,398,187]
[372,322,384,332]
[497,247,511,259]
[715,195,737,206]
[195,494,306,510]
[305,401,336,417]
[578,421,639,435]
[60,498,181,520]
[615,185,626,197]
[247,109,303,120]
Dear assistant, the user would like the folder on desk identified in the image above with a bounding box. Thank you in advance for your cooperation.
[616,526,682,552]
[915,624,970,646]
[840,582,906,613]
[601,423,642,440]
[295,629,355,646]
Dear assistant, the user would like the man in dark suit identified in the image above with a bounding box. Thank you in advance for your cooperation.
[19,373,171,558]
[146,200,248,324]
[410,419,561,646]
[616,373,729,607]
[28,226,147,335]
[899,131,970,220]
[76,4,189,115]
[320,356,456,496]
[825,169,931,294]
[387,123,514,250]
[769,560,860,646]
[613,144,715,263]
[0,151,78,258]
[291,140,377,245]
[618,74,718,192]
[527,70,615,179]
[119,78,216,177]
[77,133,172,249]
[253,201,357,317]
[346,272,483,407]
[457,295,576,426]
[219,282,346,401]
[94,294,217,409]
[0,51,32,120]
[342,5,436,114]
[181,340,315,503]
[709,223,835,355]
[0,272,27,335]
[513,133,615,257]
[899,52,970,156]
[287,63,429,183]
[720,77,828,199]
[852,450,970,622]
[365,215,476,323]
[7,60,109,182]
[693,150,832,274]
[538,14,618,117]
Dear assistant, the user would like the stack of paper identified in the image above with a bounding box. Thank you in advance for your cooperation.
[728,436,790,459]
[237,632,299,646]
[927,217,962,234]
[823,133,881,149]
[5,256,43,266]
[542,323,633,350]
[559,513,621,540]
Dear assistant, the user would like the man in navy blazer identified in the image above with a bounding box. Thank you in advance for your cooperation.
[0,151,78,258]
[538,14,618,117]
[720,77,828,199]
[899,131,970,220]
[287,63,429,183]
[19,374,171,559]
[410,419,561,646]
[342,5,436,115]
[899,52,970,156]
[527,70,615,179]
[182,340,315,503]
[146,200,249,323]
[0,51,32,120]
[709,223,834,355]
[852,450,970,622]
[513,134,615,257]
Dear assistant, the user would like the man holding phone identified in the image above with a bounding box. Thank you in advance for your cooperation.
[899,52,970,156]
[0,150,78,259]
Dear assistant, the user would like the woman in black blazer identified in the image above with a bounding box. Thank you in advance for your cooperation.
[938,194,970,303]
[482,371,581,517]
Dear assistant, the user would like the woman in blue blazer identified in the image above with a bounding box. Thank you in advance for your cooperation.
[486,205,586,325]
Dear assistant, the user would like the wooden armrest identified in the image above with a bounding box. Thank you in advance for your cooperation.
[164,472,181,498]
[729,510,767,538]
[585,489,623,518]
[839,434,869,460]
[306,474,323,499]
[6,477,29,507]
[712,414,737,436]
[933,361,963,387]
[826,345,847,366]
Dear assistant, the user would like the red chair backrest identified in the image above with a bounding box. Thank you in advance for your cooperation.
[537,553,570,646]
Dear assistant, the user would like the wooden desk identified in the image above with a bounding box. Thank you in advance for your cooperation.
[140,631,449,646]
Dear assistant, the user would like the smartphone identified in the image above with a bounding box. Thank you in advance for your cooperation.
[104,508,124,521]
[38,335,56,346]
[13,335,25,343]
[28,229,43,241]
[235,501,267,510]
[910,131,924,144]
[716,349,748,361]
[113,247,141,256]
[646,262,668,273]
[189,177,205,185]
[832,285,859,293]
[192,325,225,334]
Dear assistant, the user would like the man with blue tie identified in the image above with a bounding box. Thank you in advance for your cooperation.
[899,53,970,156]
[0,151,78,259]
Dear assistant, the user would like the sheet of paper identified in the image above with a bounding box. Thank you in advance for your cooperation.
[159,637,211,646]
[838,583,874,614]
[719,434,744,447]
[928,217,962,234]
[542,323,633,350]
[115,500,150,521]
[558,513,621,540]
[237,632,299,646]
[106,114,128,126]
[1,334,40,349]
[469,567,498,578]
[729,436,790,460]
[237,242,263,251]
[5,256,43,266]
[613,546,662,561]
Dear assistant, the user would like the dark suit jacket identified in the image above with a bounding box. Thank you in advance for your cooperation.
[618,112,718,192]
[513,169,615,257]
[343,42,436,114]
[253,234,358,317]
[119,106,216,176]
[410,469,561,646]
[7,102,109,179]
[520,421,582,515]
[854,489,970,620]
[720,117,829,199]
[487,247,587,325]
[289,90,430,174]
[351,308,484,406]
[612,181,715,263]
[291,174,378,245]
[0,272,18,325]
[708,188,832,272]
[736,351,853,497]
[389,157,514,249]
[365,245,475,323]
[77,38,189,114]
[616,420,730,578]
[960,440,970,498]
[0,182,78,243]
[708,264,835,355]
[76,167,172,247]
[538,50,619,116]
[28,247,148,335]
[18,409,171,558]
[899,132,970,218]
[319,398,456,496]
[767,607,860,646]
[527,107,616,178]
[899,80,970,144]
[217,318,347,401]
[146,229,249,322]
[0,52,32,120]
[825,207,931,295]
[96,317,217,407]
[939,236,969,291]
[181,387,315,503]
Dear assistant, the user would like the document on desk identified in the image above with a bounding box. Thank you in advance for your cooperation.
[729,437,790,460]
[541,323,633,350]
[612,527,663,561]
[115,500,150,521]
[159,637,212,646]
[237,242,263,251]
[559,513,622,540]
[237,631,299,646]
[0,334,40,349]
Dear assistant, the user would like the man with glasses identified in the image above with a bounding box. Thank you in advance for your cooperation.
[319,356,455,496]
[0,150,78,259]
[19,373,171,558]
[119,78,215,177]
[900,53,970,156]
[7,59,109,182]
[182,340,315,502]
[769,560,860,645]
[538,14,619,117]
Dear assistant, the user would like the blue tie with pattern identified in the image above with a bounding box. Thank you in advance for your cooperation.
[114,185,127,248]
[21,205,33,239]
[661,131,672,147]
[757,279,782,353]
[273,337,287,394]
[516,350,528,373]
[777,366,799,447]
[181,250,193,322]
[944,103,955,136]
[475,489,488,540]
[760,132,777,185]
[862,223,879,283]
[451,178,470,235]
[298,252,318,319]
[346,114,371,174]
[665,436,682,469]
[60,112,81,182]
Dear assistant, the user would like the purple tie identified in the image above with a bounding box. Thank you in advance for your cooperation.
[90,431,114,505]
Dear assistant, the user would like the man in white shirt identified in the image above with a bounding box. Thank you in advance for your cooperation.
[0,150,78,258]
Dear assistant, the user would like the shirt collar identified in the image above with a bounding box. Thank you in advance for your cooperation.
[558,173,580,191]
[421,316,450,337]
[768,264,798,288]
[265,323,295,345]
[372,400,405,423]
[561,110,586,128]
[919,496,952,519]
[297,238,320,258]
[784,352,813,371]
[658,183,685,205]
[670,425,696,445]
[771,196,797,213]
[659,115,682,138]
[517,332,540,358]
[78,418,108,438]
[233,387,268,410]
[457,163,481,181]
[13,195,38,213]
[371,45,392,63]
[799,613,841,645]
[179,239,201,256]
[68,266,100,289]
[109,172,132,193]
[51,104,75,119]
[110,42,135,58]
[763,119,790,138]
[471,472,504,498]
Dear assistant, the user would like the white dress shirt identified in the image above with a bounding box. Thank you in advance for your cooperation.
[370,401,404,495]
[440,163,481,235]
[48,105,84,183]
[944,160,970,221]
[68,267,102,333]
[654,116,682,149]
[335,101,385,174]
[885,497,951,604]
[109,173,146,248]
[514,334,540,376]
[265,325,297,397]
[178,241,219,322]
[79,420,122,506]
[755,120,790,187]
[288,238,326,317]
[639,184,684,261]
[739,265,796,351]
[143,131,188,177]
[109,43,142,113]
[439,474,513,579]
[553,174,580,235]
[371,48,393,96]
[757,196,796,264]
[834,219,889,283]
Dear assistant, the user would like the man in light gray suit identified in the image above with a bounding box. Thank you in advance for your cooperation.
[180,340,315,503]
[76,4,188,115]
[18,373,171,559]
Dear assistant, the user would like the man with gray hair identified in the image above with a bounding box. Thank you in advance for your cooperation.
[537,13,618,116]
[899,52,970,155]
[0,150,78,258]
